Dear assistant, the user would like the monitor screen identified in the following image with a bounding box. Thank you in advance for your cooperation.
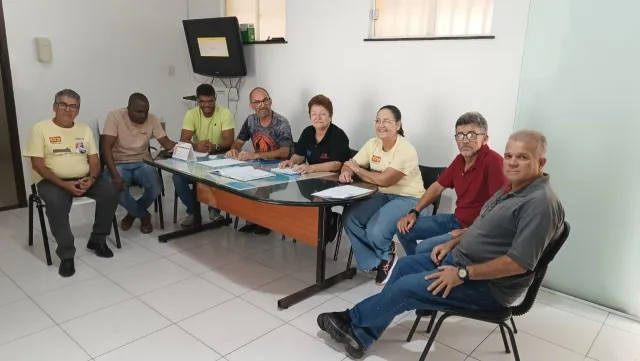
[183,17,248,77]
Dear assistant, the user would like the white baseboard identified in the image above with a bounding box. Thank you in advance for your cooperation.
[541,287,640,322]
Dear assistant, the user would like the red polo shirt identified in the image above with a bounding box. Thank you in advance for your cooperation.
[437,145,506,227]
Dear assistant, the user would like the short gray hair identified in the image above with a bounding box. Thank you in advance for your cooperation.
[455,111,488,133]
[54,89,81,106]
[509,130,547,157]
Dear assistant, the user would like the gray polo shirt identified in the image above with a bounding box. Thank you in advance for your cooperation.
[453,174,565,306]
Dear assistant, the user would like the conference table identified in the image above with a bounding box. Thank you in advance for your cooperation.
[144,155,377,309]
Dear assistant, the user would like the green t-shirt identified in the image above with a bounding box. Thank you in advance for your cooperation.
[181,104,234,144]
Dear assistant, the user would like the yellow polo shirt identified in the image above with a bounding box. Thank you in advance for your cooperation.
[23,119,97,182]
[353,136,425,198]
[182,104,234,144]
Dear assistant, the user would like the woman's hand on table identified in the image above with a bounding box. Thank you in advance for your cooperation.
[344,159,361,174]
[292,164,313,174]
[226,149,239,159]
[279,159,293,168]
[339,172,353,183]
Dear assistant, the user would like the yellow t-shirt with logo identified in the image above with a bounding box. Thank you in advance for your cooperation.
[182,104,234,145]
[353,136,425,198]
[23,119,98,182]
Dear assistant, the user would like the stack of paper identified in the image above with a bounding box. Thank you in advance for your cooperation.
[199,158,247,168]
[270,167,300,176]
[211,166,276,182]
[312,185,373,199]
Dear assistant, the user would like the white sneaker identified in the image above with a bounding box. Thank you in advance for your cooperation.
[180,215,195,228]
[209,209,223,221]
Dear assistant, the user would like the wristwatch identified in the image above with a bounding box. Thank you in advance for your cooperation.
[457,267,469,281]
[408,209,420,217]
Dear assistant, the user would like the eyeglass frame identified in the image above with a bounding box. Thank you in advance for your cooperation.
[251,97,272,106]
[454,131,486,141]
[54,102,80,111]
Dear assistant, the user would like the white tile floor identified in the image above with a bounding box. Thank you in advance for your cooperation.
[1,178,639,361]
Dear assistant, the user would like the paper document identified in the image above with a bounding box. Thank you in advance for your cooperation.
[270,167,300,176]
[194,151,209,158]
[211,166,276,182]
[312,185,373,199]
[199,158,246,168]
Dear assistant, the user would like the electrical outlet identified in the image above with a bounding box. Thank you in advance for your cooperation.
[229,88,239,101]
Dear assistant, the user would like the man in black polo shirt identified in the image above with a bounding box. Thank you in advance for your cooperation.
[279,94,350,173]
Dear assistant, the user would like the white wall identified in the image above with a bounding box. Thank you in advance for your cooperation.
[224,0,529,166]
[515,0,640,317]
[4,0,198,191]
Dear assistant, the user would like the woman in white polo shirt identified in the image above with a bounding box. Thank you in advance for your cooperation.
[339,105,426,286]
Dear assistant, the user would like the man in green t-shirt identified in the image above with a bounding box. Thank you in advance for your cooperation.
[173,84,235,227]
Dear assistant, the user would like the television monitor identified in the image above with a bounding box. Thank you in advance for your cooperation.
[183,17,247,77]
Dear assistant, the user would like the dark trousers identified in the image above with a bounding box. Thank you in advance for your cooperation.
[37,178,120,260]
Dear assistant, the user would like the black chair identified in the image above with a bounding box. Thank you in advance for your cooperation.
[28,184,122,266]
[332,148,359,260]
[406,222,571,361]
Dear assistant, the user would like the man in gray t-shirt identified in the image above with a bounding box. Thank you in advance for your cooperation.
[316,130,566,359]
[226,87,293,236]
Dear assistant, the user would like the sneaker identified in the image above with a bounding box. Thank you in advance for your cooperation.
[181,215,195,228]
[317,311,366,359]
[209,209,223,221]
[254,226,271,236]
[86,241,114,258]
[58,259,75,277]
[375,253,397,286]
[238,224,257,233]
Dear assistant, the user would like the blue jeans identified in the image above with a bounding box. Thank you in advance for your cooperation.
[343,193,431,271]
[172,174,218,215]
[397,213,462,256]
[103,162,161,219]
[349,252,502,348]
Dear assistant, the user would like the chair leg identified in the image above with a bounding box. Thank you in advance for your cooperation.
[333,227,343,261]
[172,191,178,223]
[112,216,121,249]
[154,199,158,213]
[426,311,438,333]
[406,314,423,342]
[504,323,520,361]
[36,202,52,266]
[281,234,285,241]
[510,316,518,334]
[419,313,451,361]
[346,247,354,270]
[234,216,239,230]
[158,169,165,197]
[293,239,297,243]
[158,195,164,230]
[499,324,511,354]
[28,195,34,246]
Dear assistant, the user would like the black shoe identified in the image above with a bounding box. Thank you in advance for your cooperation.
[58,259,75,277]
[86,241,114,258]
[317,310,366,359]
[238,224,257,233]
[375,253,397,286]
[254,226,271,236]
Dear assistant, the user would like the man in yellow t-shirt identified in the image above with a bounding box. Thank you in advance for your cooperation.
[23,89,120,278]
[174,84,235,227]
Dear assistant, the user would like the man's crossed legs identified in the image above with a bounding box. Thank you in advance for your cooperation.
[317,252,502,359]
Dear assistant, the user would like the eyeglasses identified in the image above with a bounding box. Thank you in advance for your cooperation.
[311,112,330,118]
[55,102,79,111]
[198,99,215,106]
[251,98,272,106]
[455,132,485,141]
[374,119,396,126]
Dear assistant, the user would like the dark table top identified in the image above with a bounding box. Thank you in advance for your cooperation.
[145,154,378,207]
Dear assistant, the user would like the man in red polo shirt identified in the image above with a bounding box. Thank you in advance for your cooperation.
[396,112,506,256]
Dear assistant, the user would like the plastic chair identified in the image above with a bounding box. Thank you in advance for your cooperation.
[406,222,571,361]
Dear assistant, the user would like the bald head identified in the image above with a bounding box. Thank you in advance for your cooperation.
[509,130,547,158]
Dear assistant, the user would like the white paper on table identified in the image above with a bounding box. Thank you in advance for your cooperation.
[210,166,276,182]
[270,167,300,176]
[193,151,209,158]
[312,185,373,199]
[199,158,247,168]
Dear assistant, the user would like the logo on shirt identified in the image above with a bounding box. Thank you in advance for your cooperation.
[320,153,329,159]
[49,136,61,144]
[306,150,312,157]
[252,133,278,153]
[75,141,87,154]
[371,155,381,164]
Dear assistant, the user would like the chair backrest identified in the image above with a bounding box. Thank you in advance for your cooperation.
[511,222,571,316]
[349,148,358,158]
[418,165,446,215]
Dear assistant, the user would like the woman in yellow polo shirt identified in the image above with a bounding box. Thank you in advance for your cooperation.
[339,105,426,286]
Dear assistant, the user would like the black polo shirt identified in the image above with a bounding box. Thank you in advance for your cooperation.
[294,123,350,165]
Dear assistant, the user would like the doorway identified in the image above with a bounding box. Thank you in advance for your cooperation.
[0,0,27,210]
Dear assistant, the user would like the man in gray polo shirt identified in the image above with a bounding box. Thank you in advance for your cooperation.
[317,130,565,359]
